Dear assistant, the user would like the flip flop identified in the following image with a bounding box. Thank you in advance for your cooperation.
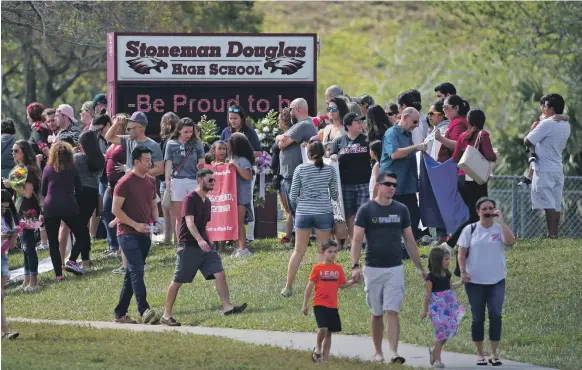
[224,303,248,316]
[477,358,488,366]
[489,358,503,366]
[2,331,19,340]
[390,355,406,364]
[312,348,322,363]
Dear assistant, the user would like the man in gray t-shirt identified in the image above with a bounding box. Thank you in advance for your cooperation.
[351,170,426,365]
[276,98,317,214]
[105,112,164,177]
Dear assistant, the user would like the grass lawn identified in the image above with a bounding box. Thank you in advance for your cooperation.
[5,238,581,370]
[8,248,51,270]
[1,322,401,370]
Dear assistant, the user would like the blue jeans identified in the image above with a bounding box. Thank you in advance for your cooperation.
[295,212,334,231]
[114,233,151,318]
[465,279,505,342]
[101,186,119,251]
[20,229,38,276]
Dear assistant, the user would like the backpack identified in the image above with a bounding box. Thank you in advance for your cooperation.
[453,222,477,277]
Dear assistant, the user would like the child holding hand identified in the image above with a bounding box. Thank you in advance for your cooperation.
[421,246,465,368]
[302,240,357,363]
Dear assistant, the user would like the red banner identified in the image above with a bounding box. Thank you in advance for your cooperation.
[203,163,238,242]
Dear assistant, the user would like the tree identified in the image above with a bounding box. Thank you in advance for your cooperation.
[1,1,262,136]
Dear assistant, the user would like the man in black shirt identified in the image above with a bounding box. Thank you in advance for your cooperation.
[160,169,247,326]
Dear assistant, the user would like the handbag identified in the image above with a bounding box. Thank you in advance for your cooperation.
[457,131,493,185]
[162,143,195,207]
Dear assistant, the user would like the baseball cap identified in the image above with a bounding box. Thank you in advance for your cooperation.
[353,94,375,106]
[129,111,148,126]
[92,93,107,107]
[57,104,77,123]
[343,112,365,127]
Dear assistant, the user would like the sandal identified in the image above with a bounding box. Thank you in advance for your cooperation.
[224,303,248,316]
[476,358,488,366]
[489,358,503,366]
[390,355,406,364]
[312,348,322,363]
[2,331,19,340]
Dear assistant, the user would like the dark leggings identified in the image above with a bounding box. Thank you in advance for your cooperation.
[45,214,91,277]
[71,186,99,259]
[448,175,488,247]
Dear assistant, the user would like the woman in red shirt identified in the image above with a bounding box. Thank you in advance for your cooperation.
[447,109,497,247]
[434,95,470,163]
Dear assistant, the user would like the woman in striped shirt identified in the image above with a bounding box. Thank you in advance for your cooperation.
[281,141,338,297]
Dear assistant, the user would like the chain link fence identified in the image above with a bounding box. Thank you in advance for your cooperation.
[489,176,582,239]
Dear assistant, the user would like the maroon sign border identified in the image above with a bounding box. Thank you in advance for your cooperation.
[107,32,318,116]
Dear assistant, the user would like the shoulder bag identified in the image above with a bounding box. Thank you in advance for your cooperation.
[457,131,493,185]
[162,143,194,207]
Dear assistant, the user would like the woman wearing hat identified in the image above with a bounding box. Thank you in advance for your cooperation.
[457,197,516,366]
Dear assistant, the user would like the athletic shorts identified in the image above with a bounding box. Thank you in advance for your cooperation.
[173,245,224,284]
[313,306,342,332]
[531,171,564,211]
[364,264,405,316]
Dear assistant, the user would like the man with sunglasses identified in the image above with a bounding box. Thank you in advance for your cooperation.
[277,98,317,216]
[351,170,426,365]
[380,107,426,241]
[105,112,164,177]
[161,169,247,326]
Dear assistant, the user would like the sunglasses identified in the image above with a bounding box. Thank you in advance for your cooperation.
[327,106,338,113]
[427,112,442,116]
[127,126,139,131]
[412,120,419,125]
[443,104,453,110]
[386,112,396,117]
[380,181,397,188]
[12,148,21,153]
[480,206,495,211]
[228,107,241,113]
[207,178,215,183]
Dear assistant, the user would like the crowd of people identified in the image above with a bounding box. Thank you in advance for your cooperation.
[0,83,571,367]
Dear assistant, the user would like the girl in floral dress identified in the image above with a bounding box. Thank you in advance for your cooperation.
[421,246,465,368]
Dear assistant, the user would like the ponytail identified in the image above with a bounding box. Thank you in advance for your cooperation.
[445,95,470,116]
[307,141,325,169]
[466,108,486,141]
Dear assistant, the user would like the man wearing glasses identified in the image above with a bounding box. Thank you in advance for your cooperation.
[105,112,164,177]
[351,170,426,365]
[380,107,426,241]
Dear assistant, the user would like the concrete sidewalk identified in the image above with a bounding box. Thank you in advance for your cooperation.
[10,318,555,370]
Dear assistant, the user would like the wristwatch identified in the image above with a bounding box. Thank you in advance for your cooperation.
[351,263,360,270]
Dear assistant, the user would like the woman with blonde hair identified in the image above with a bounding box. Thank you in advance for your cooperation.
[42,140,91,280]
[159,112,180,244]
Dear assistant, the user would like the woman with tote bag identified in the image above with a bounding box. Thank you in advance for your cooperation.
[447,109,497,248]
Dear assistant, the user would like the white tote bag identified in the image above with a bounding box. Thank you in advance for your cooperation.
[458,131,493,185]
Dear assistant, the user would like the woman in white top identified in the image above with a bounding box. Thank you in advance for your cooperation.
[281,141,338,297]
[321,97,349,148]
[457,197,516,367]
[368,140,382,200]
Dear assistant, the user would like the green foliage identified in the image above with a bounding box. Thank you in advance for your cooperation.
[197,115,220,146]
[248,109,280,152]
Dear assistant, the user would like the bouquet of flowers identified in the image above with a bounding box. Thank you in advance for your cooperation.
[7,166,28,210]
[20,209,43,230]
[249,110,280,153]
[253,152,276,208]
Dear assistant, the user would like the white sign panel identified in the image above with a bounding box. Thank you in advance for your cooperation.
[115,35,315,82]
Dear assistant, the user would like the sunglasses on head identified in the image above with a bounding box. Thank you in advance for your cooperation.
[327,106,338,113]
[228,107,241,113]
[380,181,397,188]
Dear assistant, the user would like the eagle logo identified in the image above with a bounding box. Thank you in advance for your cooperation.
[264,57,305,75]
[126,57,169,75]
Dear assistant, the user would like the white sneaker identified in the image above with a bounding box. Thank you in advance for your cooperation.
[231,249,240,258]
[37,243,49,250]
[235,249,252,257]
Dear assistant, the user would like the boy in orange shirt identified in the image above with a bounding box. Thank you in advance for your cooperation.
[302,240,358,362]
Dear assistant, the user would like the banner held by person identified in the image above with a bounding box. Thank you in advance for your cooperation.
[203,163,238,242]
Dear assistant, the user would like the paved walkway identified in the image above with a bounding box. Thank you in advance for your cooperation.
[10,318,554,370]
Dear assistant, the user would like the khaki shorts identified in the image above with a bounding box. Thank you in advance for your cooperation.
[531,171,564,211]
[364,265,405,316]
[170,178,198,202]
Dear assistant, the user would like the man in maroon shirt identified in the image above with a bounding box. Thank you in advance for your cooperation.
[112,146,160,324]
[160,168,247,326]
